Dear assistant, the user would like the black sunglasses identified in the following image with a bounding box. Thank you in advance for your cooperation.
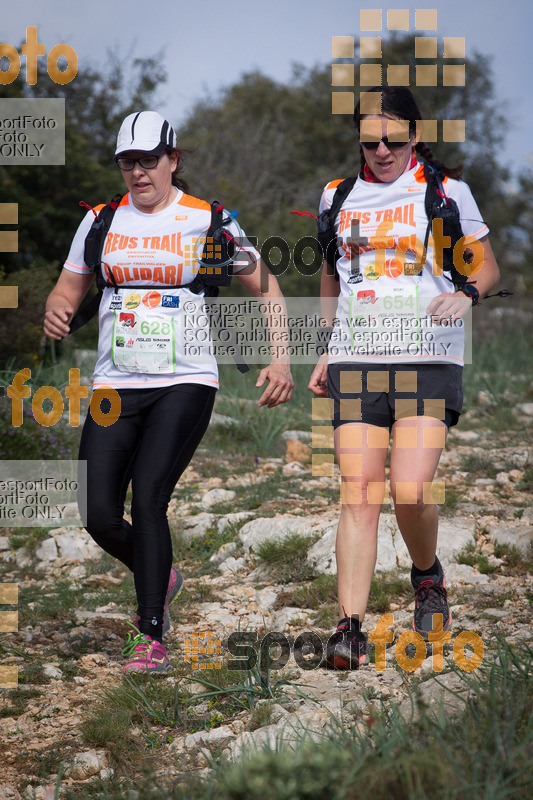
[358,136,412,151]
[115,154,162,171]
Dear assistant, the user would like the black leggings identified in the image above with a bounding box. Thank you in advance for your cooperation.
[79,383,216,641]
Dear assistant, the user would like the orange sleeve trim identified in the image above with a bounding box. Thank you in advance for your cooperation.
[414,164,427,184]
[326,179,344,192]
[414,166,451,187]
[177,193,211,212]
[64,260,90,273]
[92,195,128,212]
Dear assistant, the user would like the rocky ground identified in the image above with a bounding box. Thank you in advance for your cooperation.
[0,404,532,799]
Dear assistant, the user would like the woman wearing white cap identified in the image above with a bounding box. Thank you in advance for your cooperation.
[44,111,293,673]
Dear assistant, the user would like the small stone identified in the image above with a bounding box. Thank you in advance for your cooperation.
[476,391,496,407]
[509,469,523,482]
[217,512,254,533]
[285,439,311,464]
[65,749,106,779]
[522,507,533,523]
[83,574,123,588]
[100,768,114,780]
[282,462,306,477]
[209,411,239,427]
[271,607,312,631]
[42,664,62,680]
[281,430,313,443]
[218,556,247,575]
[78,653,108,668]
[495,472,510,485]
[255,587,279,612]
[475,478,494,487]
[180,513,217,541]
[210,542,237,565]
[450,429,480,442]
[489,523,533,555]
[419,656,434,673]
[202,488,236,508]
[482,608,508,620]
[35,538,59,563]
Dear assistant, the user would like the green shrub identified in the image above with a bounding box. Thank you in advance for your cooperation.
[255,533,318,583]
[0,397,76,459]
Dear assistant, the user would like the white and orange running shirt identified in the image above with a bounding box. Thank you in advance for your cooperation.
[319,162,489,366]
[64,190,259,390]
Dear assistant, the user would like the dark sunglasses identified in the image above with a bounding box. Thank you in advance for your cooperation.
[358,136,412,151]
[115,154,162,171]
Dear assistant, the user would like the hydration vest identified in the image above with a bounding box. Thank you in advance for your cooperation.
[316,163,470,288]
[69,196,249,372]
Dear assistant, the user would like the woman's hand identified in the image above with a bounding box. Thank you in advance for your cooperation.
[44,270,94,340]
[256,362,294,408]
[43,305,74,340]
[308,354,329,397]
[427,291,472,325]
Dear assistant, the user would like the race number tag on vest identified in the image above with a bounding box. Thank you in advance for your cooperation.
[111,291,176,373]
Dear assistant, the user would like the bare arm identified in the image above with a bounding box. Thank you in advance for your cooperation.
[44,269,95,340]
[308,261,340,397]
[465,235,500,298]
[234,260,294,408]
[427,235,501,323]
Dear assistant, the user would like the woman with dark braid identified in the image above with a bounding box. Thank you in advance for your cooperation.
[308,86,500,669]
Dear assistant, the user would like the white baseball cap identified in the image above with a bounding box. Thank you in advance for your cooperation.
[115,111,177,156]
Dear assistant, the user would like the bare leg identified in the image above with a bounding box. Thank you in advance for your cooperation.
[389,416,447,570]
[334,423,389,622]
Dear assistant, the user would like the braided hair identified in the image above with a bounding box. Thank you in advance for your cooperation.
[354,87,463,180]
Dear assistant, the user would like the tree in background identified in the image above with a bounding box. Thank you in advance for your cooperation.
[1,33,525,363]
[177,33,513,297]
[0,52,166,363]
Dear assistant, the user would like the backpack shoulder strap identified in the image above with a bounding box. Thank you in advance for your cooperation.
[189,200,249,373]
[317,177,357,280]
[69,194,123,333]
[188,200,235,297]
[329,177,357,221]
[422,164,468,287]
[83,193,123,273]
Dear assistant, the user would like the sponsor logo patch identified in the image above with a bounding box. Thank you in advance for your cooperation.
[143,290,162,308]
[162,295,180,308]
[364,264,382,281]
[357,290,376,304]
[125,293,141,309]
[119,312,136,328]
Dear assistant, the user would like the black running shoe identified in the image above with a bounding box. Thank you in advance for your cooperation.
[324,616,368,670]
[411,559,451,641]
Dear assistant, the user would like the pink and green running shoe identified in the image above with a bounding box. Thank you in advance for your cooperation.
[122,624,172,674]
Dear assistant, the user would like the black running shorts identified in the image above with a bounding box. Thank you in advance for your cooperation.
[327,362,463,430]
